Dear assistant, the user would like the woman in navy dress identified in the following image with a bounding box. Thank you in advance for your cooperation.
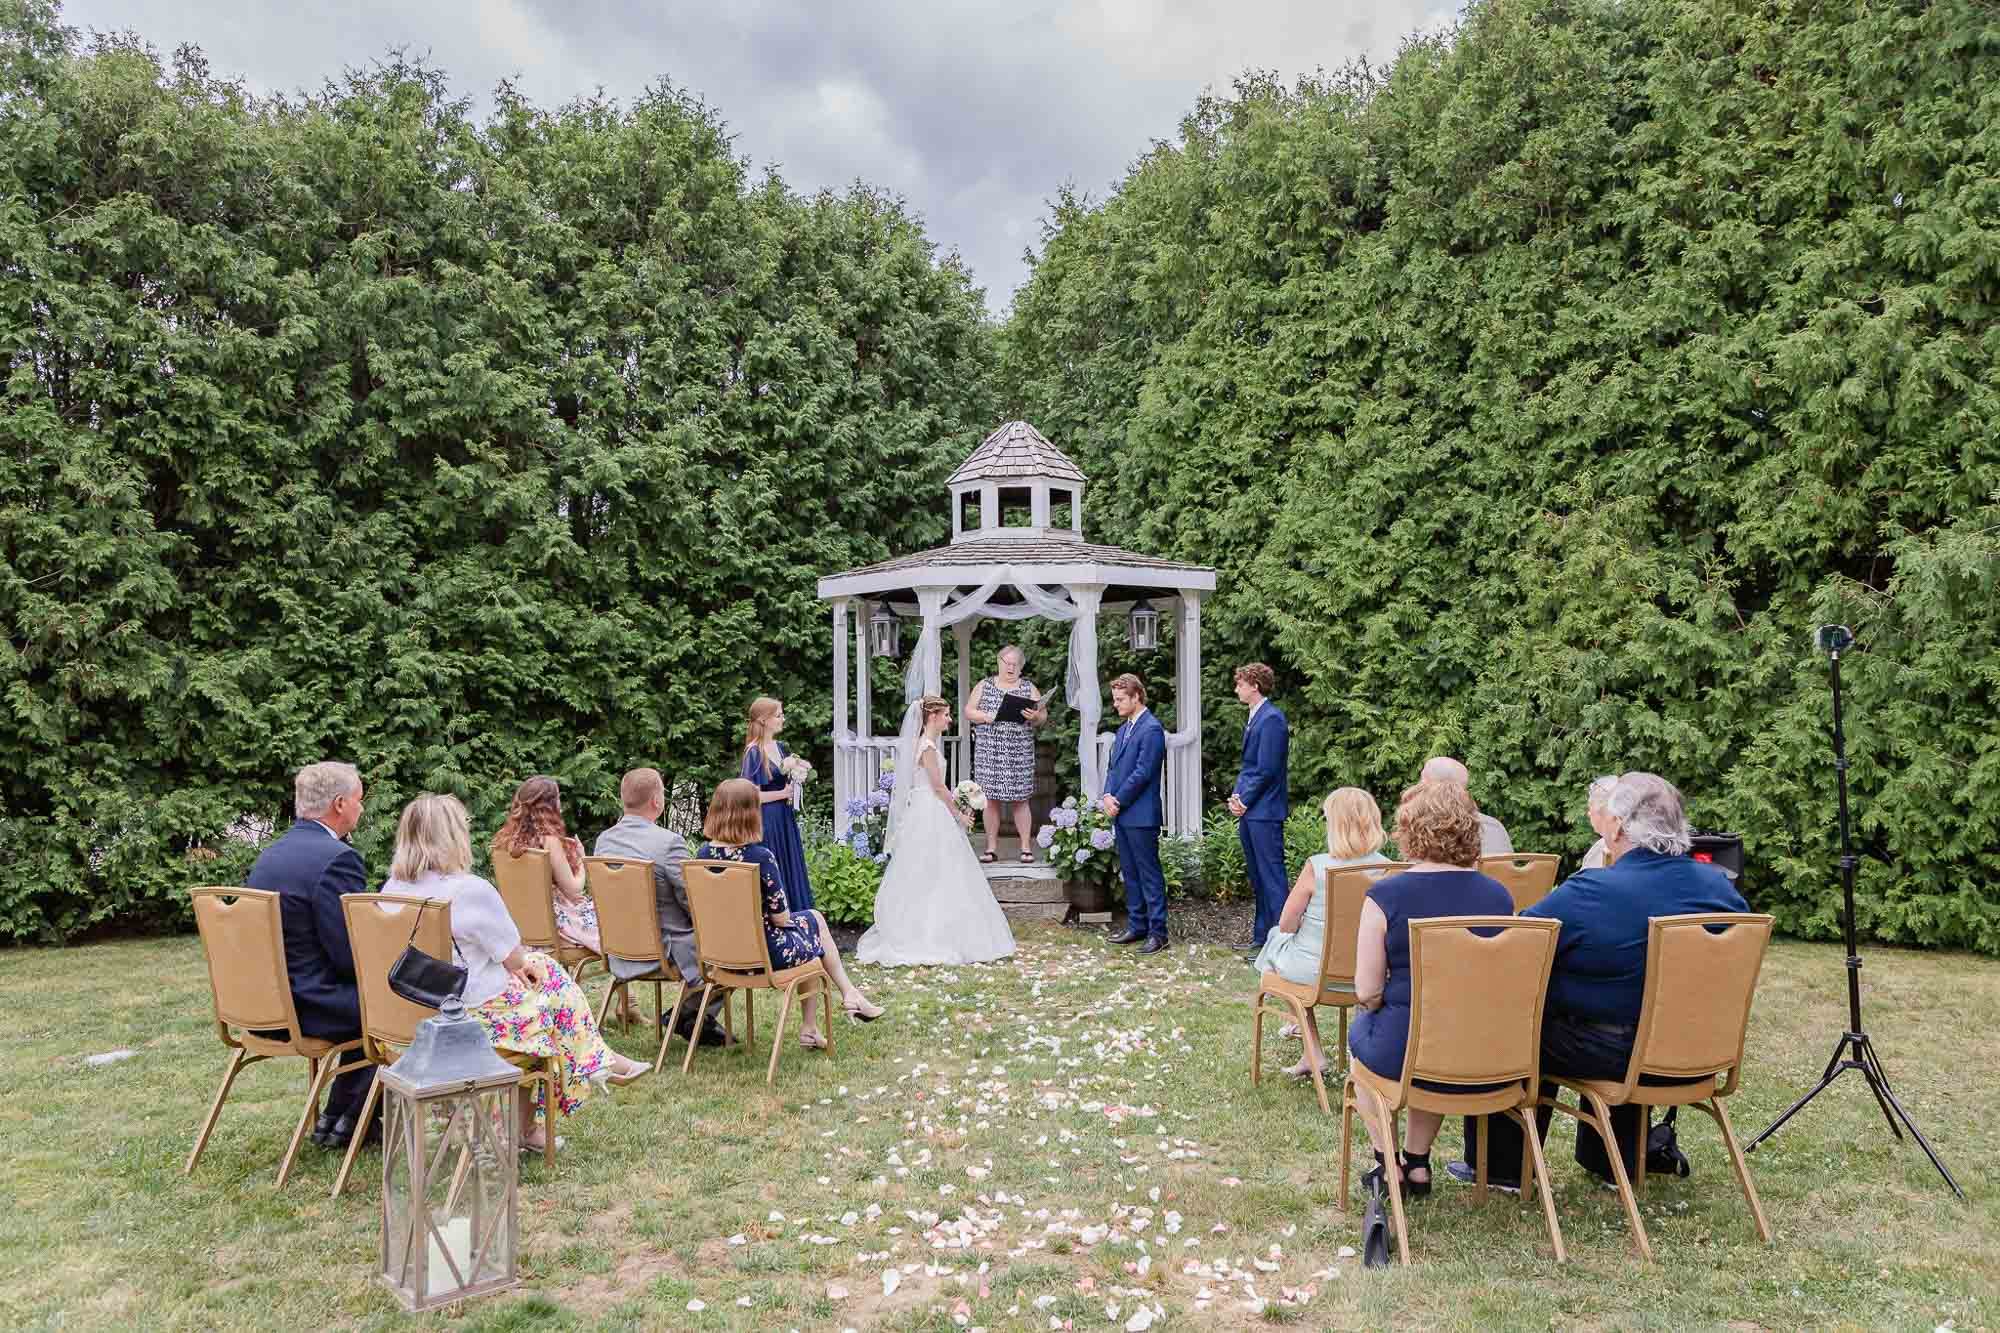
[697,779,882,1049]
[1348,780,1514,1200]
[742,696,815,913]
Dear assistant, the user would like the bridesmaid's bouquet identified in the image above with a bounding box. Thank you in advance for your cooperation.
[780,754,815,786]
[954,780,986,814]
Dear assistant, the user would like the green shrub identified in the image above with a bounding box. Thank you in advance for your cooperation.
[801,821,883,928]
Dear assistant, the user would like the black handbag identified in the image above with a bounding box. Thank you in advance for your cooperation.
[386,905,467,1010]
[1646,1107,1691,1178]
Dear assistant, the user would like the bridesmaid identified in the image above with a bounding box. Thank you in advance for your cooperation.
[742,696,814,914]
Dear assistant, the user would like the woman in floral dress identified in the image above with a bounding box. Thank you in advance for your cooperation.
[696,778,883,1049]
[965,645,1046,863]
[383,794,648,1154]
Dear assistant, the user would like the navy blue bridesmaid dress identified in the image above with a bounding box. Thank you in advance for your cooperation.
[743,742,815,914]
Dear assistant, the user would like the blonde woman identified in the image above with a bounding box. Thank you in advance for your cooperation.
[382,794,649,1154]
[1252,787,1392,1078]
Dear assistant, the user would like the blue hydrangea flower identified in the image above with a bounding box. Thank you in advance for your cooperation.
[1036,826,1055,848]
[877,771,896,792]
[873,853,888,865]
[1090,827,1115,850]
[1052,807,1078,830]
[850,832,872,857]
[844,797,871,820]
[1074,848,1091,864]
[1062,796,1077,809]
[866,789,891,811]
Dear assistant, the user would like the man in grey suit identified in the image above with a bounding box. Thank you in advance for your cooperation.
[592,766,729,1046]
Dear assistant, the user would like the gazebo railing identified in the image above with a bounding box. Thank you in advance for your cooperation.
[1092,730,1202,837]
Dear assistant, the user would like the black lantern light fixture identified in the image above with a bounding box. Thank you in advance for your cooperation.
[868,602,901,658]
[1127,597,1161,652]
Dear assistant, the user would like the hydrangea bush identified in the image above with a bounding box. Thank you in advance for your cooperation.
[1036,796,1119,890]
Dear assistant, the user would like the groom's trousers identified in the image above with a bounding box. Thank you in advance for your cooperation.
[1240,817,1287,949]
[1115,821,1168,942]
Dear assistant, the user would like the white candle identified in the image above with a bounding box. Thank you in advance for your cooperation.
[427,1216,473,1298]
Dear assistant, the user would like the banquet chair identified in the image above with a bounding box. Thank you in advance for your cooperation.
[1250,862,1411,1112]
[1542,912,1775,1260]
[1339,915,1566,1266]
[682,859,837,1084]
[492,847,603,986]
[1477,853,1561,913]
[184,887,365,1187]
[585,854,685,1072]
[333,893,560,1196]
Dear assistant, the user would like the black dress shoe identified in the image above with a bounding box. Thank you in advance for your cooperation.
[310,1110,341,1148]
[1138,936,1169,955]
[1107,928,1146,945]
[320,1113,365,1150]
[698,1017,736,1047]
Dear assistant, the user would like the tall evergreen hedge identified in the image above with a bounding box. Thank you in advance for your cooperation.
[1001,0,2000,952]
[0,1,996,941]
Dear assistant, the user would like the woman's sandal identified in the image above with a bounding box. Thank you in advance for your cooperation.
[844,999,885,1023]
[1019,851,1035,863]
[799,1031,828,1051]
[606,1060,652,1087]
[1399,1150,1433,1200]
[980,850,998,863]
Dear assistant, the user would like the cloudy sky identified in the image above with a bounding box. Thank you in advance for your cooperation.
[61,0,1455,314]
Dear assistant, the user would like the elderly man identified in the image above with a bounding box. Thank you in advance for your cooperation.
[592,766,729,1047]
[1420,756,1512,855]
[244,761,374,1151]
[1449,772,1749,1190]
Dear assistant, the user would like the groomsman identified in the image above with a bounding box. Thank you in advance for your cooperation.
[1102,673,1169,954]
[1228,662,1290,955]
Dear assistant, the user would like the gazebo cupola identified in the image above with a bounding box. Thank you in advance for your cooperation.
[948,420,1086,544]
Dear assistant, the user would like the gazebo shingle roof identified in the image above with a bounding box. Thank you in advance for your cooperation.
[831,534,1206,582]
[946,420,1087,486]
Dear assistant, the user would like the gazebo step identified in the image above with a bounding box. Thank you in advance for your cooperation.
[1000,901,1068,922]
[987,877,1066,904]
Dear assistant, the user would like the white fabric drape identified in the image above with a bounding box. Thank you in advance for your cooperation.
[894,565,1106,800]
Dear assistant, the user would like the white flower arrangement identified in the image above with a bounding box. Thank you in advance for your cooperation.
[780,754,815,785]
[954,780,986,813]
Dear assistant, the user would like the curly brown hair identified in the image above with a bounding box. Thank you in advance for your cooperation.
[491,775,581,873]
[1391,780,1483,867]
[1234,662,1276,696]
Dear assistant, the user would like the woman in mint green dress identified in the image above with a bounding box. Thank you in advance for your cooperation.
[1252,787,1391,1077]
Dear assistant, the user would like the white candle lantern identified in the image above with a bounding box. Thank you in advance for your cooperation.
[378,998,521,1312]
[868,602,902,658]
[1127,598,1161,652]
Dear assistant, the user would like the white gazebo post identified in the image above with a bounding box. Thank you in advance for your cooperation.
[952,617,976,784]
[832,598,851,834]
[1175,591,1204,834]
[916,586,948,698]
[855,606,871,733]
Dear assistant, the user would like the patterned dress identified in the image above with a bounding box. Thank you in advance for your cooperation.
[695,842,824,969]
[972,678,1038,802]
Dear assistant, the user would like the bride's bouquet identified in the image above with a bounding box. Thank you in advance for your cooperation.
[780,753,815,786]
[954,780,986,815]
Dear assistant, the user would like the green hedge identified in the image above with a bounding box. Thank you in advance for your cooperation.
[1002,0,2000,952]
[0,4,994,941]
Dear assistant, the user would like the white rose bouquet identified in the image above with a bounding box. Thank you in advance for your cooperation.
[954,780,986,814]
[780,753,815,786]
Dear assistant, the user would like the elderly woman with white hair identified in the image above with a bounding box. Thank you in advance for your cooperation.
[964,643,1047,863]
[1449,772,1750,1192]
[1579,774,1620,870]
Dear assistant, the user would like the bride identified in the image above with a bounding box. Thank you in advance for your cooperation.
[857,694,1017,966]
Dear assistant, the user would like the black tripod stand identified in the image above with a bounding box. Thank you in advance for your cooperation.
[1742,626,1963,1198]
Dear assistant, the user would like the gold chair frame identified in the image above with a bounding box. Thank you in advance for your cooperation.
[492,847,603,987]
[184,887,366,1187]
[585,854,685,1072]
[1339,915,1567,1266]
[1541,912,1776,1260]
[681,859,837,1084]
[1477,853,1561,913]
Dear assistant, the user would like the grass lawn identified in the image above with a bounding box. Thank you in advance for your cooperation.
[1,922,1995,1331]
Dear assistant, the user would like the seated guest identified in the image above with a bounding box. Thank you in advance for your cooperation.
[245,761,376,1151]
[1253,786,1392,1078]
[385,794,649,1154]
[1579,774,1619,870]
[592,766,729,1047]
[1420,755,1513,855]
[1451,772,1750,1189]
[492,776,637,1026]
[1348,782,1514,1199]
[694,778,883,1048]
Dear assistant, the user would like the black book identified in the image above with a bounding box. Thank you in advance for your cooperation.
[993,691,1035,724]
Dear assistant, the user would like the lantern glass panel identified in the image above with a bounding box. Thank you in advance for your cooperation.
[869,606,900,658]
[380,1083,517,1311]
[1128,600,1160,652]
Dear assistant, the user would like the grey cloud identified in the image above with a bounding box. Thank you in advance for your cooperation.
[62,0,1454,311]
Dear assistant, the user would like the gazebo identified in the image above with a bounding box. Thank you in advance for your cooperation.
[817,422,1216,865]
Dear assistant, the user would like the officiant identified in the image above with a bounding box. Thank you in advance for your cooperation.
[965,644,1047,863]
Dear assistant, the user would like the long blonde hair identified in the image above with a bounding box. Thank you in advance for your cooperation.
[391,794,474,882]
[744,696,782,772]
[1322,787,1386,859]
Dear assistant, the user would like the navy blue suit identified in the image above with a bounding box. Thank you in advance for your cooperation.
[245,820,374,1118]
[1234,702,1290,948]
[1105,707,1168,941]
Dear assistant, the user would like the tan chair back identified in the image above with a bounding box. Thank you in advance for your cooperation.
[190,887,301,1035]
[684,858,772,973]
[1315,861,1414,997]
[492,847,560,948]
[342,894,452,1051]
[1478,853,1561,913]
[587,855,664,967]
[1620,913,1774,1093]
[1401,916,1562,1095]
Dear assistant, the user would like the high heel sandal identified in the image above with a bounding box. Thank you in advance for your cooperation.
[844,998,884,1022]
[799,1031,828,1050]
[1399,1150,1432,1200]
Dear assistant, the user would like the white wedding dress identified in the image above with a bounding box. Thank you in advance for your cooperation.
[857,738,1017,966]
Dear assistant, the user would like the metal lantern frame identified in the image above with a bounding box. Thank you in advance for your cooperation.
[1127,597,1161,652]
[378,999,523,1313]
[868,601,901,658]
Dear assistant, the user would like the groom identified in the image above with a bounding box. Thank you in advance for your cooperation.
[1102,672,1169,954]
[1228,662,1290,955]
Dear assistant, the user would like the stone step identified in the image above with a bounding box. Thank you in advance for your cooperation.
[988,877,1067,904]
[1000,901,1068,922]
